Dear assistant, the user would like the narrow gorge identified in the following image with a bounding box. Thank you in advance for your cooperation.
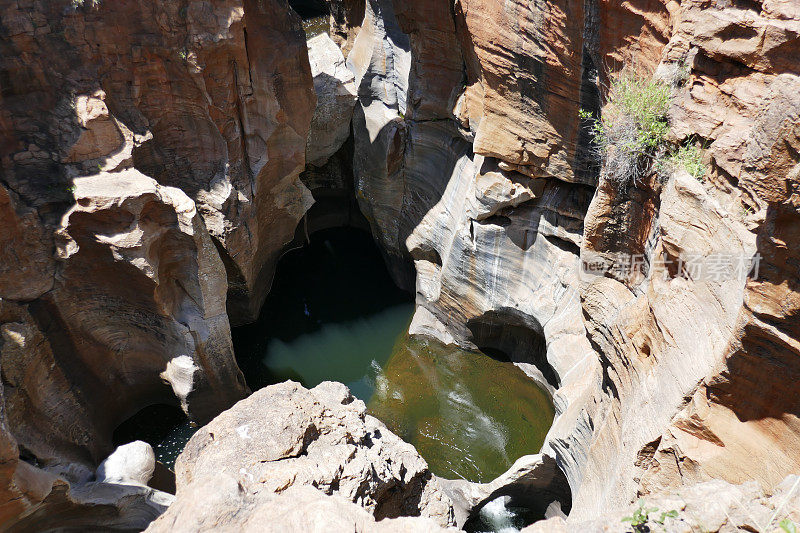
[0,0,799,531]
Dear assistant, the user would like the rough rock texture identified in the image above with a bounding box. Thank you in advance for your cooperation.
[1,0,317,325]
[327,0,366,58]
[1,0,799,530]
[455,0,588,181]
[306,33,357,167]
[147,381,456,530]
[0,0,316,527]
[147,484,448,533]
[568,0,800,519]
[525,475,800,533]
[331,0,800,525]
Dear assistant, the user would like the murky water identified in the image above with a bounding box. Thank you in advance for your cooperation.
[117,228,554,501]
[303,16,330,39]
[232,228,413,392]
[234,228,554,484]
[368,335,554,483]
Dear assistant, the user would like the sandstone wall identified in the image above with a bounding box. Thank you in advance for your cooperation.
[331,0,800,521]
[0,0,316,526]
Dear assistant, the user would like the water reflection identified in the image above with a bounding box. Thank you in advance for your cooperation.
[368,335,554,483]
[303,16,330,39]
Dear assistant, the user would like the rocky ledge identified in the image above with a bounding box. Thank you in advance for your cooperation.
[146,381,456,531]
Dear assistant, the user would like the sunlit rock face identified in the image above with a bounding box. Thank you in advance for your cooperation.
[146,381,457,531]
[331,0,800,523]
[0,0,799,529]
[0,0,315,526]
[306,33,357,167]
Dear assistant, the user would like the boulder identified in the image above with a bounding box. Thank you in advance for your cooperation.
[147,483,449,533]
[306,33,357,167]
[97,442,156,486]
[151,381,456,529]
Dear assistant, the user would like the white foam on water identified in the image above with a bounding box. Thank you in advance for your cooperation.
[479,496,521,533]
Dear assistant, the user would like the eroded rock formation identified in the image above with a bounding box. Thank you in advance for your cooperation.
[0,0,315,526]
[146,381,456,531]
[525,475,800,533]
[1,0,799,530]
[329,0,800,524]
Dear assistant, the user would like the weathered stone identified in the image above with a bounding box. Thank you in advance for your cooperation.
[149,381,456,529]
[454,0,588,181]
[53,170,248,423]
[306,33,357,167]
[147,483,449,533]
[526,475,800,533]
[97,441,156,487]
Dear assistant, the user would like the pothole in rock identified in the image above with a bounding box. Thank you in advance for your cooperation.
[233,227,555,485]
[110,226,558,530]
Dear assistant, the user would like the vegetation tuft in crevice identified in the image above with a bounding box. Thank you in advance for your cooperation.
[581,67,707,190]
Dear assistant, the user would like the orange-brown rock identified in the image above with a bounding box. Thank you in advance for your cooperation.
[454,0,588,181]
[0,0,315,526]
[570,0,800,518]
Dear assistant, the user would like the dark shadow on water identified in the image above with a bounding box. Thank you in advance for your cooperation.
[232,227,414,393]
[288,0,328,19]
[112,404,190,490]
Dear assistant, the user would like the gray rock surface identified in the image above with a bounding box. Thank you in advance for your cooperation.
[307,33,357,167]
[147,483,449,533]
[96,441,156,486]
[525,475,800,533]
[148,381,456,530]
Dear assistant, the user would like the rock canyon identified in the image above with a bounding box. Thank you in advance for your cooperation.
[0,0,799,531]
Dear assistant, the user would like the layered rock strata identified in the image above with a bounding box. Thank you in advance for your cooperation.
[330,0,800,523]
[0,0,799,530]
[0,0,315,526]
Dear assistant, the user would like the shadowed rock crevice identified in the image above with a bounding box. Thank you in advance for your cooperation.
[466,310,560,389]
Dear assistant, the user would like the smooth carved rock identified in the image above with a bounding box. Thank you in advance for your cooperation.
[53,170,247,423]
[0,1,317,525]
[336,0,800,525]
[151,381,456,529]
[0,0,316,325]
[306,33,357,167]
[525,475,800,533]
[97,441,156,486]
[0,314,174,529]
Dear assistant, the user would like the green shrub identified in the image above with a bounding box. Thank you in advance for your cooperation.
[581,69,671,189]
[582,68,712,189]
[621,500,678,532]
[657,141,706,182]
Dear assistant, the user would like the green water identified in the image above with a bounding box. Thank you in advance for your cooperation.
[115,228,554,491]
[233,228,555,484]
[303,16,330,39]
[369,335,554,483]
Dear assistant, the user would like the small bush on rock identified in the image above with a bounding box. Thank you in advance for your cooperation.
[657,141,706,182]
[581,69,671,189]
